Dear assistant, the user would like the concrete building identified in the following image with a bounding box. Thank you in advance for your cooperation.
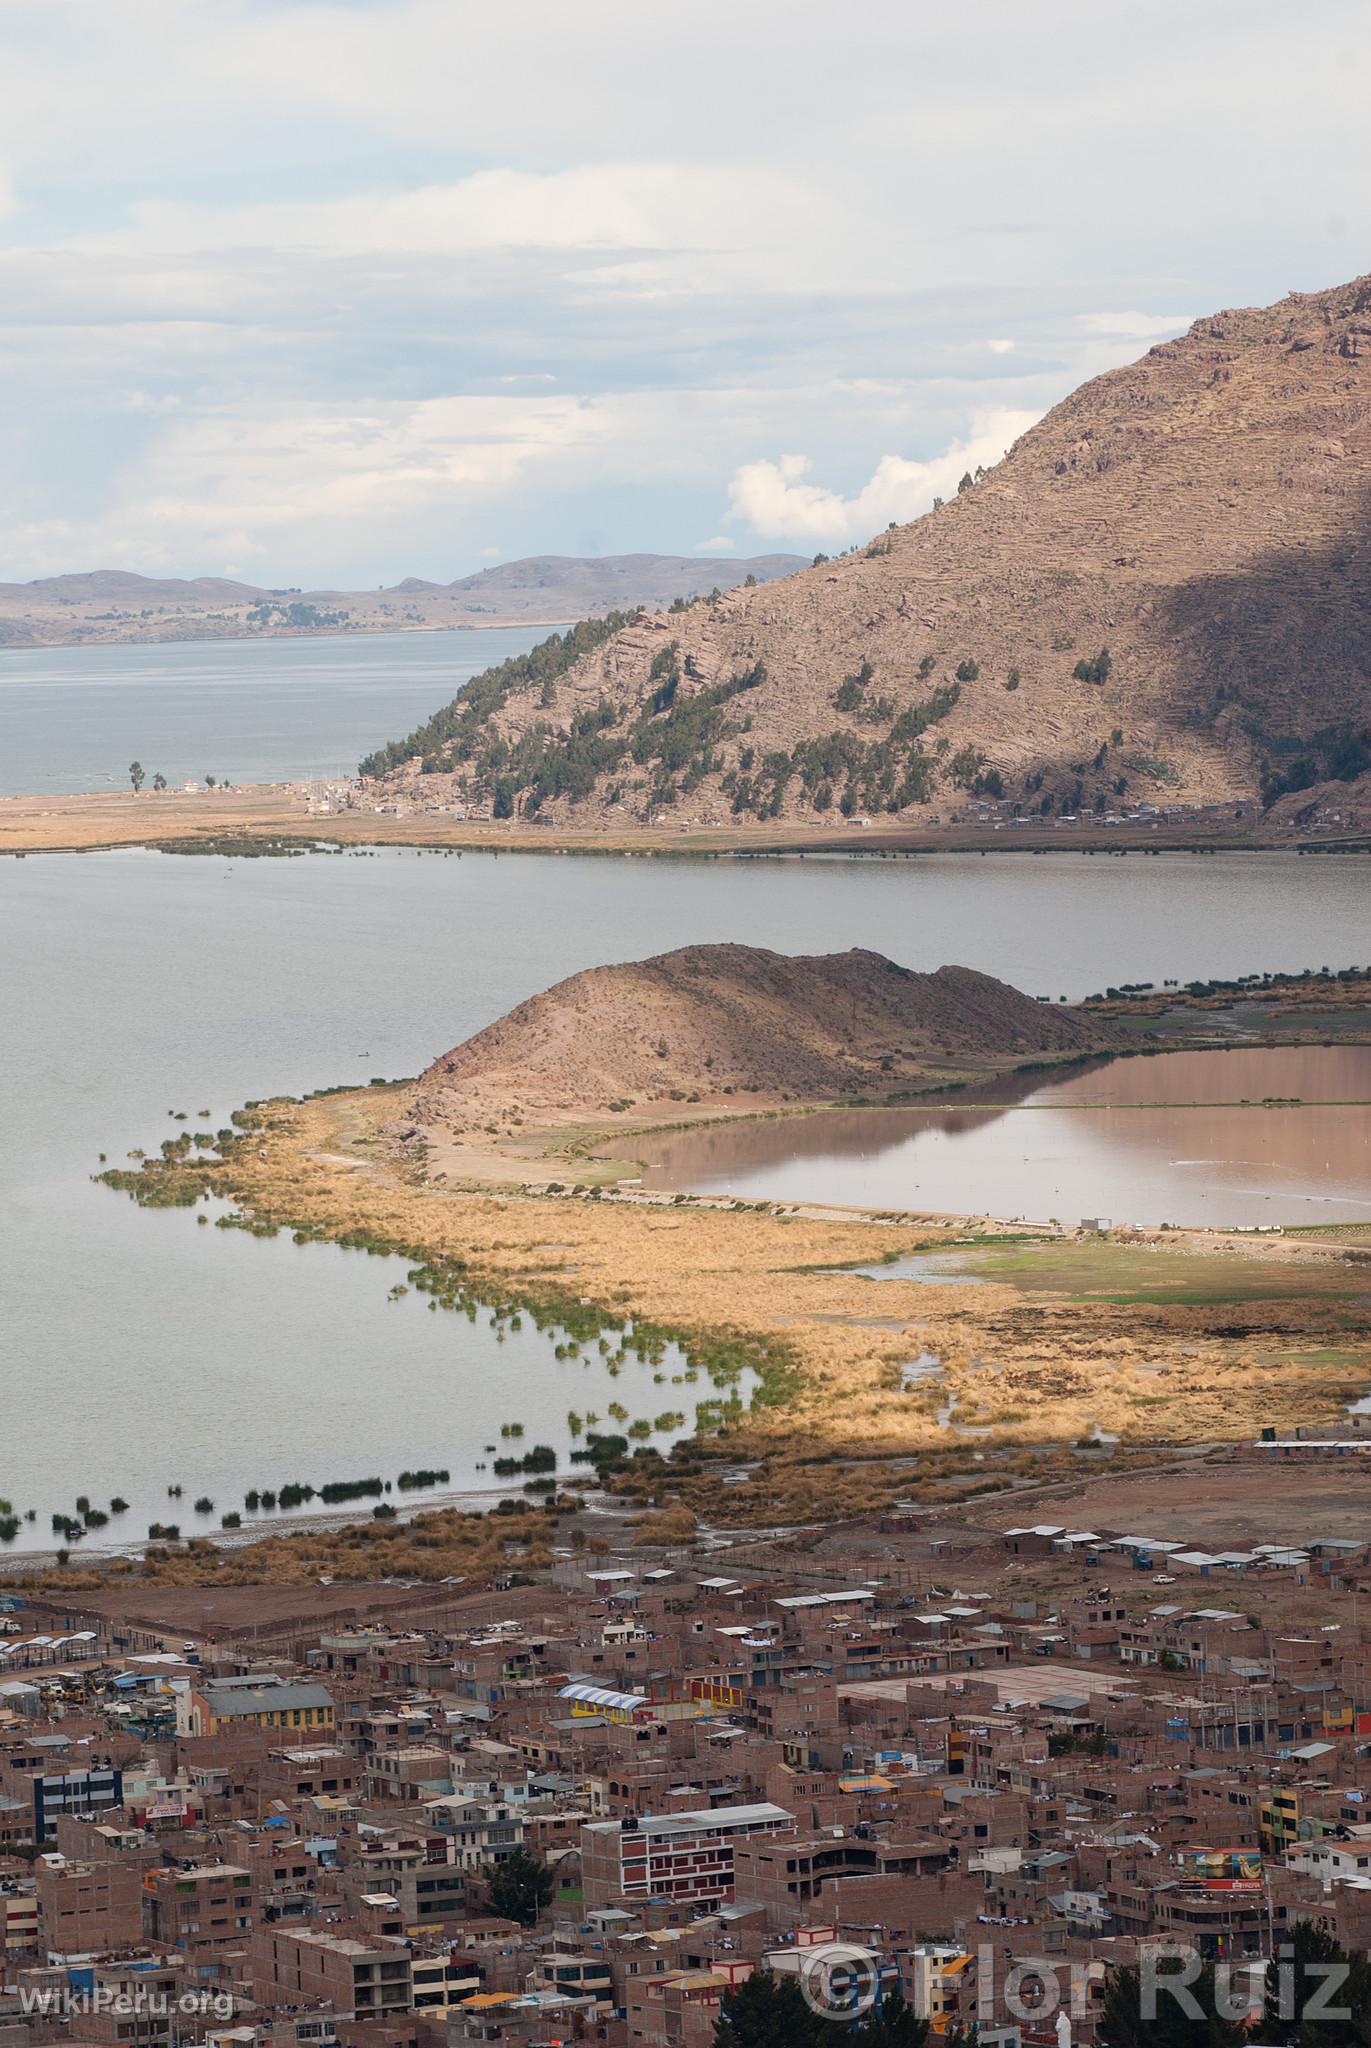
[250,1925,413,2017]
[142,1862,256,1952]
[581,1801,796,1910]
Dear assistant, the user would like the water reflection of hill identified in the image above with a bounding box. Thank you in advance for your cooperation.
[620,1046,1371,1227]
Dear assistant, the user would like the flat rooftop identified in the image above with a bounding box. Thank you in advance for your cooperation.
[841,1661,1136,1708]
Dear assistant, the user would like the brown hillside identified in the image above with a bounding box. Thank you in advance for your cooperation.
[403,945,1125,1139]
[376,275,1371,823]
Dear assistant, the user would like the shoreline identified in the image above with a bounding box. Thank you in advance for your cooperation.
[0,616,578,654]
[3,781,1369,859]
[0,1474,624,1574]
[61,1013,1371,1580]
[12,981,1371,1587]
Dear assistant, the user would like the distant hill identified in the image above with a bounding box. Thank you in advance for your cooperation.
[0,553,804,648]
[367,274,1371,820]
[402,944,1125,1140]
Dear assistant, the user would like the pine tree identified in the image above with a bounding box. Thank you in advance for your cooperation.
[1097,1961,1246,2047]
[855,1989,931,2044]
[1264,1918,1368,2044]
[482,1847,553,1926]
[713,1970,830,2047]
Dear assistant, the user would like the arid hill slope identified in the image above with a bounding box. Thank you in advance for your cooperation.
[403,945,1125,1139]
[372,275,1371,823]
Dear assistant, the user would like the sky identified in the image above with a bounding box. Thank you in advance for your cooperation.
[0,0,1368,586]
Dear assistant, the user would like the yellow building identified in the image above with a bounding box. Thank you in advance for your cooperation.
[178,1675,335,1738]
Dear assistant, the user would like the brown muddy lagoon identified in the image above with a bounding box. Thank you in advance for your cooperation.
[618,1045,1371,1228]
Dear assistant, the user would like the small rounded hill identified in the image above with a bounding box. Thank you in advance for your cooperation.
[402,943,1126,1139]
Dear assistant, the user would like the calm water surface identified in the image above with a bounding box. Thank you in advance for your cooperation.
[623,1045,1371,1228]
[0,628,548,795]
[2,846,1368,1547]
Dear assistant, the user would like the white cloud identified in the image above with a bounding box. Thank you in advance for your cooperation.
[0,2,1366,579]
[726,410,1041,543]
[477,545,501,558]
[1079,310,1191,338]
[113,162,815,263]
[693,534,734,553]
[0,392,608,577]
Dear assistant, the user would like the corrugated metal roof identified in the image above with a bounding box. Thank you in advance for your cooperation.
[558,1682,651,1713]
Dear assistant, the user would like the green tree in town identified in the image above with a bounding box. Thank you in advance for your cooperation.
[1098,1960,1246,2048]
[856,1990,931,2045]
[482,1847,553,1926]
[713,1970,830,2048]
[1265,1917,1369,2044]
[129,761,145,792]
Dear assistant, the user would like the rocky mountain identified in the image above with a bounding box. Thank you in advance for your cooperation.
[403,945,1125,1138]
[368,275,1371,822]
[0,553,803,648]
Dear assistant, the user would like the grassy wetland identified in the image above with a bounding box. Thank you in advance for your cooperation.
[9,843,1371,1589]
[81,1045,1371,1582]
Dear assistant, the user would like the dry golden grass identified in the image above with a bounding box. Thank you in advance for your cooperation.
[93,1081,1371,1553]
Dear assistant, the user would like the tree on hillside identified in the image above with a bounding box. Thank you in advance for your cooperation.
[129,760,145,792]
[1073,646,1113,686]
[152,772,166,791]
[482,1847,552,1926]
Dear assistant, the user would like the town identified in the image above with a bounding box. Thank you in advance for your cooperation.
[4,1453,1371,2047]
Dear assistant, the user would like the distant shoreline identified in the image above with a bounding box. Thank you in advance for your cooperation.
[2,780,1368,860]
[0,616,577,654]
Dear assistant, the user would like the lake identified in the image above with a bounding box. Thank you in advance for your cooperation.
[618,1044,1371,1228]
[0,627,549,796]
[2,844,1368,1551]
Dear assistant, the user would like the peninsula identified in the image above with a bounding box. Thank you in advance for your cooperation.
[97,947,1371,1567]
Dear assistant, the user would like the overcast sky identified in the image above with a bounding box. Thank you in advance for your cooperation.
[1,0,1367,585]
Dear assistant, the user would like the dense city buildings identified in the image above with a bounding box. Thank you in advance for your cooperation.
[4,1467,1371,2043]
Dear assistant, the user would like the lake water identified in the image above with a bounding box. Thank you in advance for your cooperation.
[0,627,549,796]
[620,1044,1371,1228]
[2,844,1369,1550]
